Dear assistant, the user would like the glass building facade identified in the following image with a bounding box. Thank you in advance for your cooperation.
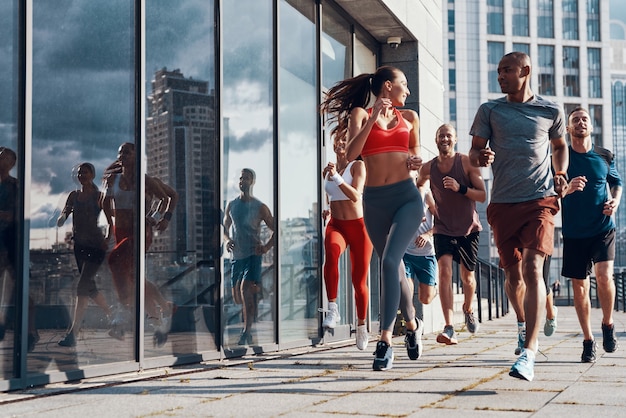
[1,0,444,390]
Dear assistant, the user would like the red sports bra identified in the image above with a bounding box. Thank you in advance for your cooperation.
[360,107,410,157]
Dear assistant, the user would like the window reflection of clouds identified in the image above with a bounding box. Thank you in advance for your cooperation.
[31,1,133,243]
[222,0,274,208]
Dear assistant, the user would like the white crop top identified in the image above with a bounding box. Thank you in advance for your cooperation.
[324,161,355,202]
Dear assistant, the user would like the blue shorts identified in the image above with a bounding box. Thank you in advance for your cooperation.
[403,253,437,287]
[231,255,262,287]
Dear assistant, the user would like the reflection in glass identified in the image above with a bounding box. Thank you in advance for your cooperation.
[279,0,319,342]
[56,163,113,349]
[145,0,221,357]
[224,169,275,345]
[0,0,18,379]
[29,1,135,374]
[223,0,275,351]
[145,0,218,357]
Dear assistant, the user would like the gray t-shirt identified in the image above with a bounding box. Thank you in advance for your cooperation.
[470,96,565,203]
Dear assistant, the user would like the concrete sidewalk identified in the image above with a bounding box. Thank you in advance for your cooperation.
[1,305,625,417]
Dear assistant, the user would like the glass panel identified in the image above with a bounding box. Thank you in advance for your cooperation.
[537,0,554,38]
[448,10,455,32]
[512,43,530,55]
[587,0,600,41]
[321,4,354,333]
[279,0,318,342]
[30,1,135,373]
[588,48,602,98]
[562,0,579,40]
[322,6,351,93]
[222,0,275,352]
[512,0,529,37]
[538,45,555,96]
[145,1,218,357]
[0,0,18,379]
[488,42,505,93]
[563,46,580,96]
[487,0,504,35]
[588,104,603,145]
[448,39,456,62]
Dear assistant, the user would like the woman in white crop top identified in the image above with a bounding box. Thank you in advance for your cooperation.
[321,136,373,350]
[102,142,179,347]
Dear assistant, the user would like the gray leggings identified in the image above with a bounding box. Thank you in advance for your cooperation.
[363,178,423,332]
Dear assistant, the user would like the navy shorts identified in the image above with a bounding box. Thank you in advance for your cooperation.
[562,229,615,279]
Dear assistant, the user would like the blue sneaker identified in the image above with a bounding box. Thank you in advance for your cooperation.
[509,349,535,381]
[373,341,394,371]
[544,306,558,337]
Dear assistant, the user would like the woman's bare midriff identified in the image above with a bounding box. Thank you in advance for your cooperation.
[362,152,412,187]
[329,199,363,220]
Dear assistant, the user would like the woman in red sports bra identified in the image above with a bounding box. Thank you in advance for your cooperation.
[321,66,424,371]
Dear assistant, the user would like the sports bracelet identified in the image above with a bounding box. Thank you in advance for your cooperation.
[331,172,345,186]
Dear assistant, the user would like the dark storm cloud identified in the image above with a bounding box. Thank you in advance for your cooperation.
[229,129,272,152]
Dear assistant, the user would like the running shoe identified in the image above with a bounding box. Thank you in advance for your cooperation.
[436,325,458,345]
[372,341,394,371]
[465,311,479,333]
[404,318,423,360]
[509,349,535,381]
[58,332,77,347]
[581,339,597,363]
[322,302,340,329]
[601,322,618,353]
[356,324,369,351]
[543,306,558,337]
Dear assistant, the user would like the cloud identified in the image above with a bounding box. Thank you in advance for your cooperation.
[228,129,272,153]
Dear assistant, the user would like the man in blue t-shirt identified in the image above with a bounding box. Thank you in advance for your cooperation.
[561,107,622,363]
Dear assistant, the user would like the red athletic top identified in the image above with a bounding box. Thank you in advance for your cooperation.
[360,107,410,157]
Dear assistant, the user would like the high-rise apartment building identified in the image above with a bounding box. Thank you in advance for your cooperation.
[445,0,612,271]
[146,68,218,265]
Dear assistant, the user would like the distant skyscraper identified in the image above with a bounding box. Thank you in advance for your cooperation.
[146,68,218,265]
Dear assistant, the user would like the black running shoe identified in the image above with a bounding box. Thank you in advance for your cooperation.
[602,323,618,353]
[581,339,597,363]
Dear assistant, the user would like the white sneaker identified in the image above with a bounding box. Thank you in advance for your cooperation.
[356,324,369,350]
[322,302,340,328]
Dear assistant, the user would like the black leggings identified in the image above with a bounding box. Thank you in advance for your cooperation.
[363,179,423,332]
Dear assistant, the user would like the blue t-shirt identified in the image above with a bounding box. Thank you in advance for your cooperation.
[561,145,622,239]
[470,96,565,203]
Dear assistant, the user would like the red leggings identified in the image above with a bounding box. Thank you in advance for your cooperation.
[108,225,152,305]
[323,217,373,320]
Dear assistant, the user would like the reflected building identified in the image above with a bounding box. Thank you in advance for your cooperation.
[146,68,218,266]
